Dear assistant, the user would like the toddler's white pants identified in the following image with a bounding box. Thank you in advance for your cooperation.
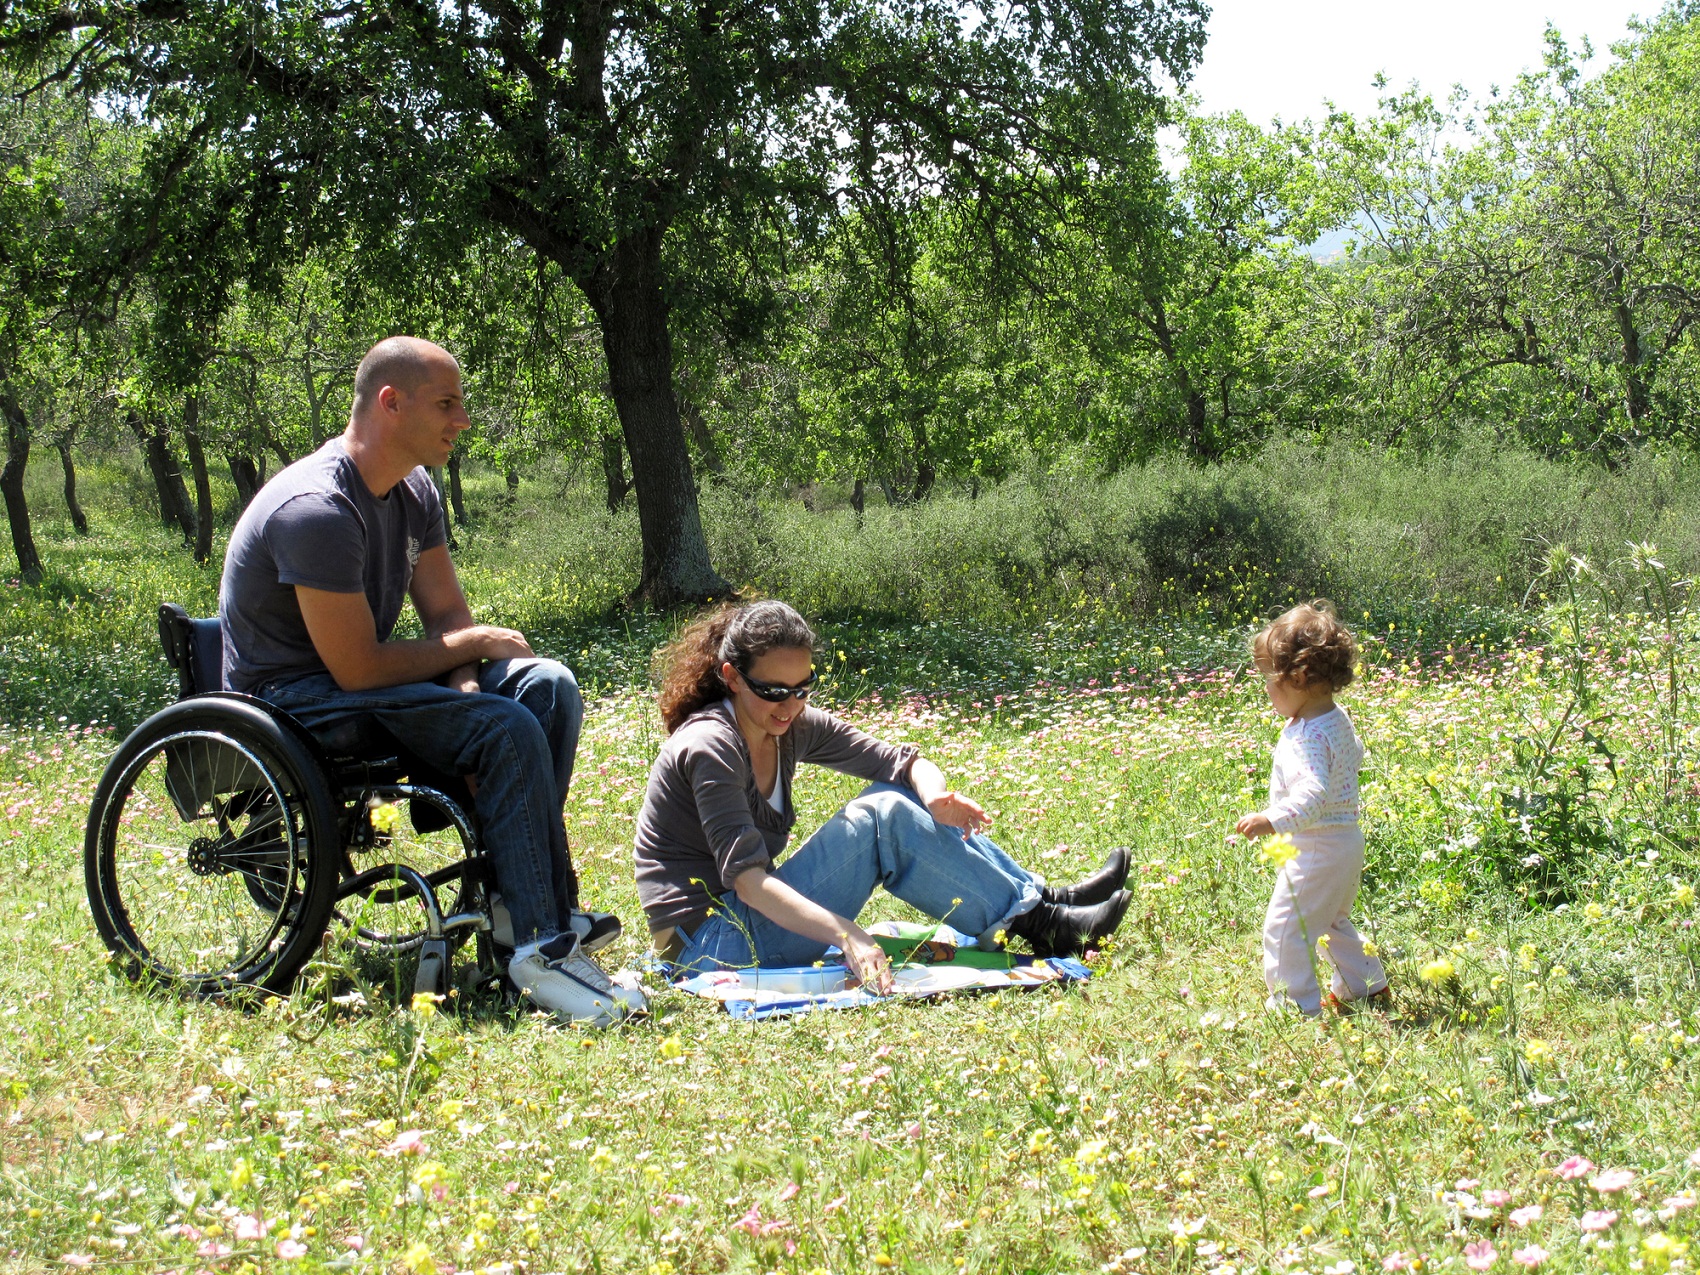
[1262,826,1387,1015]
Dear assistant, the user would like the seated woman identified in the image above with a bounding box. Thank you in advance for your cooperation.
[633,600,1132,991]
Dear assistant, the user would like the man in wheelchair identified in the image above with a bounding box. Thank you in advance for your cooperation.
[218,335,643,1027]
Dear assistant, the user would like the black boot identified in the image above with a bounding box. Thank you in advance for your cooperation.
[1006,889,1133,959]
[1041,847,1131,907]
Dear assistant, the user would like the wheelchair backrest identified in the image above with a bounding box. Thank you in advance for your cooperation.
[158,603,224,699]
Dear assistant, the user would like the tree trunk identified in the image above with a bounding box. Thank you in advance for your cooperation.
[851,478,865,525]
[183,394,214,564]
[679,394,723,475]
[57,440,89,534]
[429,466,458,549]
[267,433,293,469]
[582,236,729,604]
[227,453,261,512]
[1183,388,1216,461]
[127,411,197,542]
[600,433,631,513]
[1613,282,1652,425]
[0,383,43,582]
[446,450,468,525]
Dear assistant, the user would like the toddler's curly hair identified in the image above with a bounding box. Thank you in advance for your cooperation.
[1253,600,1357,691]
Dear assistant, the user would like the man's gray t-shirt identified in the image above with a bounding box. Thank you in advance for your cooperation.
[219,439,446,693]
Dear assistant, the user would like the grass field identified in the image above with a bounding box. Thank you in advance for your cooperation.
[2,478,1699,1274]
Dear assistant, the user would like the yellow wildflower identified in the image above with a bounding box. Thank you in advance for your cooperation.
[368,800,403,835]
[1418,958,1456,985]
[1258,834,1298,869]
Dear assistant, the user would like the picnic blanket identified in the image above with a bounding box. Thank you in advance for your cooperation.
[669,921,1092,1020]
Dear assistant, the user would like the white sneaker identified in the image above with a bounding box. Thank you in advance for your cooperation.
[509,933,640,1027]
[489,895,621,955]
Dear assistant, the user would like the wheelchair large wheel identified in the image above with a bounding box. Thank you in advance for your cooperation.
[85,697,342,997]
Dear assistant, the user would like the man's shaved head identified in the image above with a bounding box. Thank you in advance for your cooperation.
[351,337,457,415]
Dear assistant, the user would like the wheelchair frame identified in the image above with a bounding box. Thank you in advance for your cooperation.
[82,603,502,1001]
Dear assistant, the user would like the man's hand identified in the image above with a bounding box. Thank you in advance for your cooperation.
[473,625,533,662]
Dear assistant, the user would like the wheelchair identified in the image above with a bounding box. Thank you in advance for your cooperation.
[83,604,502,1002]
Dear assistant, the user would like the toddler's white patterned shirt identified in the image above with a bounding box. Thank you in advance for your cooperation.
[1260,705,1363,834]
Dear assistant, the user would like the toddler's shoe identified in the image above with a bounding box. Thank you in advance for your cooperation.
[1323,984,1394,1015]
[1266,992,1321,1018]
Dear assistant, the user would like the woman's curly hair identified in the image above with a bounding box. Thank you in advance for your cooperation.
[1253,600,1357,691]
[655,599,817,734]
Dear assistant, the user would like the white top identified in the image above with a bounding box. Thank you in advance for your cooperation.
[1260,705,1363,834]
[724,697,788,814]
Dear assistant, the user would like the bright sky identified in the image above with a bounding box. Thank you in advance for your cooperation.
[1184,0,1653,125]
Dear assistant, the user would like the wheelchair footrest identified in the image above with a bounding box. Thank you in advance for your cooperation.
[414,938,451,999]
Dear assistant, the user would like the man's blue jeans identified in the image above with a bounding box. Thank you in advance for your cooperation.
[260,658,582,945]
[677,783,1041,971]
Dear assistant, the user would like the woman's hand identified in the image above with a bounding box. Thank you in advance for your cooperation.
[731,869,895,994]
[1235,812,1275,838]
[911,758,991,834]
[925,790,991,835]
[842,931,894,995]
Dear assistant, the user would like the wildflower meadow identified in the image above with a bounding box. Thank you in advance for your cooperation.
[2,489,1699,1275]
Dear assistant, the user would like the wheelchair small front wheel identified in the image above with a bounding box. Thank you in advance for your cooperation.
[84,698,341,997]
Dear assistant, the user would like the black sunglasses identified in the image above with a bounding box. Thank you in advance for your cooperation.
[739,668,818,703]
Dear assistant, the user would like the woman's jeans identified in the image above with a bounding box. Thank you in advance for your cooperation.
[260,657,583,946]
[677,783,1041,971]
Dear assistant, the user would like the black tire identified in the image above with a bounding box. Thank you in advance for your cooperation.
[85,697,342,997]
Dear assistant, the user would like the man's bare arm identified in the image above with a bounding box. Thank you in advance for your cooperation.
[295,578,531,692]
[408,545,487,692]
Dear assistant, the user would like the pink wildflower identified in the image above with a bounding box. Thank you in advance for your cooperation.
[1482,1189,1512,1208]
[1555,1156,1594,1181]
[195,1241,233,1258]
[1511,1246,1548,1269]
[1509,1205,1543,1228]
[343,1236,365,1252]
[1464,1239,1497,1270]
[60,1257,95,1269]
[824,1195,848,1214]
[385,1129,427,1156]
[734,1205,763,1237]
[663,1193,692,1208]
[232,1214,266,1241]
[1589,1168,1634,1194]
[1382,1254,1413,1272]
[777,1182,799,1202]
[1579,1210,1618,1232]
[275,1239,308,1260]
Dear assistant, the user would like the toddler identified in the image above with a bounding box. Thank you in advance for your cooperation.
[1235,602,1389,1016]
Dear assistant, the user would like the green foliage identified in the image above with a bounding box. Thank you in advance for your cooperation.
[4,503,1700,1273]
